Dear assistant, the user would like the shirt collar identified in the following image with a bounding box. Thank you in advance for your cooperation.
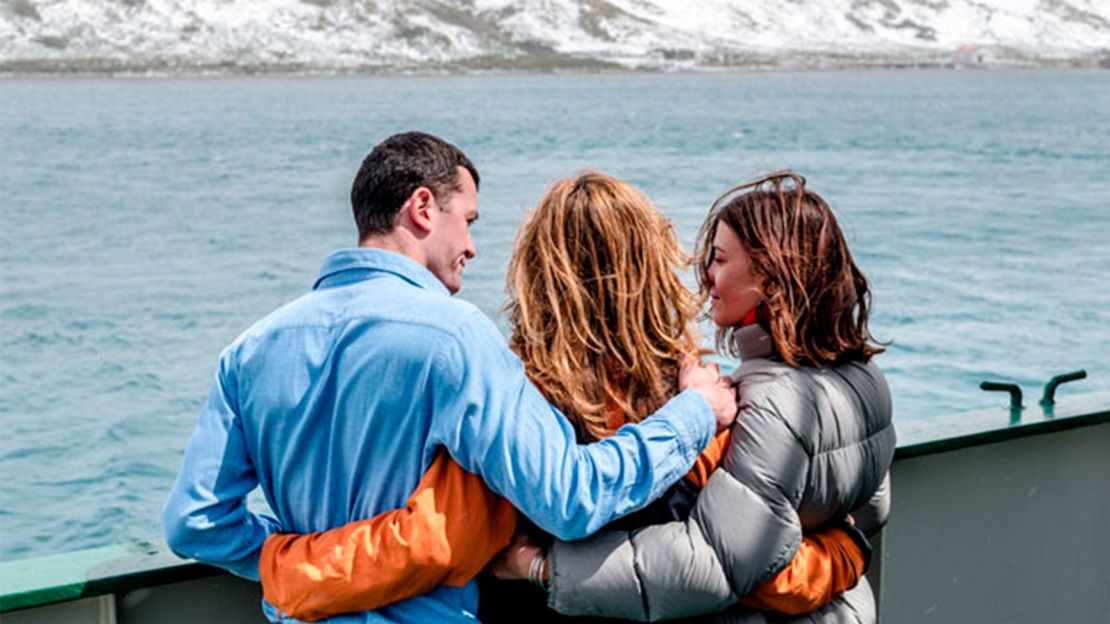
[314,248,449,295]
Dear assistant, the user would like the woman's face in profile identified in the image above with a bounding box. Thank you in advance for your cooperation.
[706,223,762,328]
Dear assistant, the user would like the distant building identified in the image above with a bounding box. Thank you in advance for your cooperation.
[650,47,696,62]
[953,45,993,66]
[1075,50,1110,69]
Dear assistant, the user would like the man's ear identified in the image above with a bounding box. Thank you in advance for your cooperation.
[402,186,436,234]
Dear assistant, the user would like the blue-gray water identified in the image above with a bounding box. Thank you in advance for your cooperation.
[1,70,1108,562]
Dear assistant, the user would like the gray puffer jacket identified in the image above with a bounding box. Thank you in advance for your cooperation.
[546,325,896,622]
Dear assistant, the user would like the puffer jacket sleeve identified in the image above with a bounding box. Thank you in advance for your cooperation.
[547,402,811,621]
[850,472,891,538]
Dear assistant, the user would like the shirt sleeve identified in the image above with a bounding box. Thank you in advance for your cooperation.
[257,450,517,622]
[161,352,280,580]
[429,310,716,541]
[684,429,732,488]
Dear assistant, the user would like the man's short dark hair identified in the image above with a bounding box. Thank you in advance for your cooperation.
[351,131,480,239]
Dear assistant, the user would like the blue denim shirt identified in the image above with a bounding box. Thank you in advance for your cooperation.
[162,248,714,623]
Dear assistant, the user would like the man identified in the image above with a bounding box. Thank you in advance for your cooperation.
[163,131,737,622]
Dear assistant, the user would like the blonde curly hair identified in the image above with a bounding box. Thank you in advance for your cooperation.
[505,172,699,443]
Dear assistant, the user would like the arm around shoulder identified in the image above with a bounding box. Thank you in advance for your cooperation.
[427,310,716,541]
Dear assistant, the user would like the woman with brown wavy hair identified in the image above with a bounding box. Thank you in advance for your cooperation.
[256,172,867,623]
[698,171,883,368]
[499,171,895,624]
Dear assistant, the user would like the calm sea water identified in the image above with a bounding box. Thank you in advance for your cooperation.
[1,70,1108,561]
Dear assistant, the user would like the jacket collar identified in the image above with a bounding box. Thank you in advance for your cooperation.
[733,324,774,361]
[313,248,449,295]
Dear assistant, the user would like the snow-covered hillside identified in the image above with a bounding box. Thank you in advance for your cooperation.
[2,0,1109,72]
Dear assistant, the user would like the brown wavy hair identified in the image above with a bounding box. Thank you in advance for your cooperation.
[505,172,700,442]
[696,171,884,367]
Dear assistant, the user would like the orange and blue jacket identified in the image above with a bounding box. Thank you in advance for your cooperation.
[259,426,866,622]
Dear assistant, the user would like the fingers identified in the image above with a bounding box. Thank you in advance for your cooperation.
[490,543,542,580]
[678,355,702,391]
[680,354,698,377]
[680,354,729,393]
[699,381,738,432]
[489,532,542,580]
[682,354,718,375]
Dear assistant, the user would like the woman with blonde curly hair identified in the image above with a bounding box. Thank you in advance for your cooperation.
[504,173,701,444]
[255,173,867,623]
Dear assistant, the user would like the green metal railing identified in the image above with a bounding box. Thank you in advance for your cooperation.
[0,542,221,613]
[979,370,1089,424]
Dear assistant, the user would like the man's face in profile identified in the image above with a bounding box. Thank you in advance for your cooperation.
[424,167,479,294]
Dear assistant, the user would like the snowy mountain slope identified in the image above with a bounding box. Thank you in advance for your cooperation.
[2,0,1108,72]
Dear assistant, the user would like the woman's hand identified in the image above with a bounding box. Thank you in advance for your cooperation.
[488,532,543,581]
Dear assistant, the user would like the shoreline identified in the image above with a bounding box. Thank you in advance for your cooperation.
[2,51,1107,79]
[2,63,1106,80]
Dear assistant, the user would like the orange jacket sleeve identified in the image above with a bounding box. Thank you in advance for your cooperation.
[739,526,866,614]
[258,450,516,622]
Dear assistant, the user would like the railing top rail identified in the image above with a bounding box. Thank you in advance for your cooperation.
[0,542,221,612]
[894,391,1110,459]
